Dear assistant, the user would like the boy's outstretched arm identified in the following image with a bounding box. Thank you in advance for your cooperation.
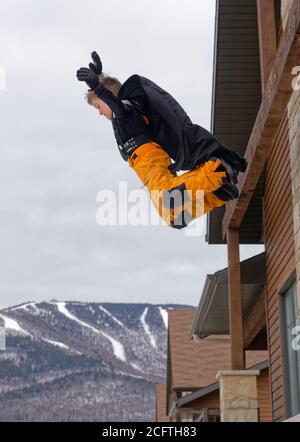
[77,51,126,117]
[76,52,153,156]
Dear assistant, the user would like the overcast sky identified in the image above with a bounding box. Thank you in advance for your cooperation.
[0,0,263,309]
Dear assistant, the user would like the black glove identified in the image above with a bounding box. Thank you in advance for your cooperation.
[76,62,126,117]
[76,67,99,90]
[76,51,102,88]
[89,51,103,75]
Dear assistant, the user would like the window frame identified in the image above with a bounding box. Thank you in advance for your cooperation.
[279,270,300,419]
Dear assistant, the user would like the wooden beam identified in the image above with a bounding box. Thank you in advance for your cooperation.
[227,229,245,370]
[222,0,300,239]
[243,287,266,349]
[257,0,278,93]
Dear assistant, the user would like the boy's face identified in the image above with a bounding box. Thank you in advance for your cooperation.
[90,96,113,121]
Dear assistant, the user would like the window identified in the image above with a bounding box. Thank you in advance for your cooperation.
[207,411,221,423]
[280,276,300,418]
[194,409,220,422]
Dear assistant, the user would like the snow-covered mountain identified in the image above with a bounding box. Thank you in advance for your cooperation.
[0,301,192,422]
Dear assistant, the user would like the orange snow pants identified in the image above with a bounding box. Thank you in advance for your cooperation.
[128,141,227,228]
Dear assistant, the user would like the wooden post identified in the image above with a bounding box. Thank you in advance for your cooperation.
[257,0,277,93]
[227,229,245,370]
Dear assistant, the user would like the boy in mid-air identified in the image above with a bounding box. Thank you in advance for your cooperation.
[76,52,247,229]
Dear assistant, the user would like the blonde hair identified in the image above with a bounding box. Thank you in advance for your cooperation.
[85,72,122,105]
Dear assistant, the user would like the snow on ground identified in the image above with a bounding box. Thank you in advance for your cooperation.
[116,369,146,381]
[158,306,168,329]
[88,305,95,315]
[43,338,70,350]
[55,302,126,362]
[0,314,30,335]
[42,338,82,355]
[130,362,152,376]
[130,362,143,372]
[1,309,81,354]
[8,302,42,317]
[99,305,125,329]
[9,302,36,312]
[140,308,157,349]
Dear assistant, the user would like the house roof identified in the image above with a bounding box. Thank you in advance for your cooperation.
[189,252,266,339]
[206,0,264,244]
[166,307,268,414]
[175,359,269,409]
